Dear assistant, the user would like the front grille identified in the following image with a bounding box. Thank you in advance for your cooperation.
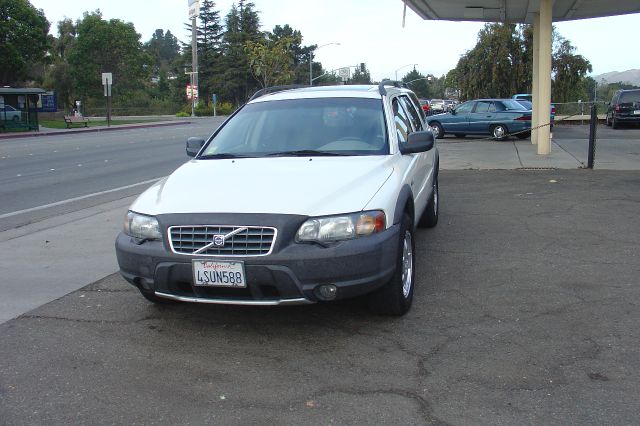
[169,225,277,257]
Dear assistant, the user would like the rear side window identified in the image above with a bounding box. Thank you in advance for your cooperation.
[474,101,492,113]
[619,90,640,103]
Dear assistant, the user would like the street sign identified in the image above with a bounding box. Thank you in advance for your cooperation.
[338,67,350,81]
[188,0,200,18]
[186,85,198,100]
[102,72,113,85]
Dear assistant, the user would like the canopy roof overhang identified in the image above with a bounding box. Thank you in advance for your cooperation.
[404,0,640,24]
[0,88,47,96]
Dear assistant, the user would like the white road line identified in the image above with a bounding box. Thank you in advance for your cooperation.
[0,178,162,220]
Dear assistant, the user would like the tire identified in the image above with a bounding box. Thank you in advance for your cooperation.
[516,131,531,140]
[454,133,465,138]
[12,116,20,122]
[418,173,439,228]
[612,116,619,129]
[606,115,611,127]
[430,122,444,139]
[491,124,508,141]
[139,288,176,305]
[368,213,415,316]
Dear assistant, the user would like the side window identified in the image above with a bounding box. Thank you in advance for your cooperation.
[490,101,505,112]
[407,92,427,122]
[456,101,474,114]
[474,101,492,113]
[392,98,413,145]
[399,95,423,131]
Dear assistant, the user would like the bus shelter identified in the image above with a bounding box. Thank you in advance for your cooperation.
[0,87,47,132]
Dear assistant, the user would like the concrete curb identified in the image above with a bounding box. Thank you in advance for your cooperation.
[0,120,192,140]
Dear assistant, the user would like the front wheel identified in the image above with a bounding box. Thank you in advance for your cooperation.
[368,213,415,316]
[491,124,508,141]
[430,122,444,139]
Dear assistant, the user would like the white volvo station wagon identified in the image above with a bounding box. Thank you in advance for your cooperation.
[115,82,439,315]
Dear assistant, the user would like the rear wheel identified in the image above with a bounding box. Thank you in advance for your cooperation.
[368,213,415,316]
[606,114,611,126]
[491,124,508,141]
[612,116,619,129]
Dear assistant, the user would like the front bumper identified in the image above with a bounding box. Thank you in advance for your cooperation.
[115,214,399,305]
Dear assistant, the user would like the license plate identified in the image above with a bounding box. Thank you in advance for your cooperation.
[192,260,246,287]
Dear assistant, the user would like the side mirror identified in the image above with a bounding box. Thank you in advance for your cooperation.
[450,109,457,115]
[400,130,434,154]
[186,137,206,157]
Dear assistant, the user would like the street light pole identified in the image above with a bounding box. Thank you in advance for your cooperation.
[395,63,417,81]
[309,42,341,86]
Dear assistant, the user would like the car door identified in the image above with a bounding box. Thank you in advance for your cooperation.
[445,101,475,133]
[393,96,431,218]
[466,100,493,134]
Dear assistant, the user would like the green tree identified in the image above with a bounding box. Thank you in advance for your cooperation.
[349,64,372,85]
[552,36,592,102]
[245,35,298,88]
[195,0,223,103]
[0,0,50,85]
[268,24,317,84]
[221,0,261,104]
[68,11,151,104]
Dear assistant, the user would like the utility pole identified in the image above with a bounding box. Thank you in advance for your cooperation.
[188,0,200,116]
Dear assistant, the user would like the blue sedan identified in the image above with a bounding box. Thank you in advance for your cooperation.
[427,99,532,140]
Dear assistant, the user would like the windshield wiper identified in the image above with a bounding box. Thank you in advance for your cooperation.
[265,150,348,157]
[197,153,252,159]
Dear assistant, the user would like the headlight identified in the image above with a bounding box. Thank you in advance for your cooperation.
[123,211,162,240]
[296,211,385,243]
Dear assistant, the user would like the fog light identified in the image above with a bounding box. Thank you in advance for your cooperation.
[315,284,338,301]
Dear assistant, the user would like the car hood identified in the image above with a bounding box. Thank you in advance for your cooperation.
[130,156,394,217]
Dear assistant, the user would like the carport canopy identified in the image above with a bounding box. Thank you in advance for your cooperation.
[403,0,640,154]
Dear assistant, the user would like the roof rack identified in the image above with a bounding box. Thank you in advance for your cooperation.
[248,84,308,101]
[378,80,408,96]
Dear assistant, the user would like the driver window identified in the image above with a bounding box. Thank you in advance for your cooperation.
[456,102,474,114]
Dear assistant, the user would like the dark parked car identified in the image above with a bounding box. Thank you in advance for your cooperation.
[427,99,531,140]
[606,89,640,128]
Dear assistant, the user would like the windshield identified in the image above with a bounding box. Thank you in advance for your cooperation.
[619,91,640,103]
[200,97,388,158]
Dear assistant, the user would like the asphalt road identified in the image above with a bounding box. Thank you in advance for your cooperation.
[1,170,638,424]
[0,117,226,231]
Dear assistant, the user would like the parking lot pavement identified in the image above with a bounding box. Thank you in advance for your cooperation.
[1,170,639,424]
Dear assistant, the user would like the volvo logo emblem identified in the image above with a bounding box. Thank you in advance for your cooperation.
[212,234,225,247]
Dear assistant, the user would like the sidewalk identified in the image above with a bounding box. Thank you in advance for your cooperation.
[438,125,640,170]
[0,118,193,140]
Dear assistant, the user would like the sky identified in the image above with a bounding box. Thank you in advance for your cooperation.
[30,0,640,82]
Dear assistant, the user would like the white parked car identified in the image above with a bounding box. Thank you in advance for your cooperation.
[115,82,439,315]
[2,105,22,121]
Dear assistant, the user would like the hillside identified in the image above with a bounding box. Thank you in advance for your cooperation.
[594,69,640,86]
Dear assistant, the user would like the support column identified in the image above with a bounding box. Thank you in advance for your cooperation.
[531,12,540,145]
[537,0,553,155]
